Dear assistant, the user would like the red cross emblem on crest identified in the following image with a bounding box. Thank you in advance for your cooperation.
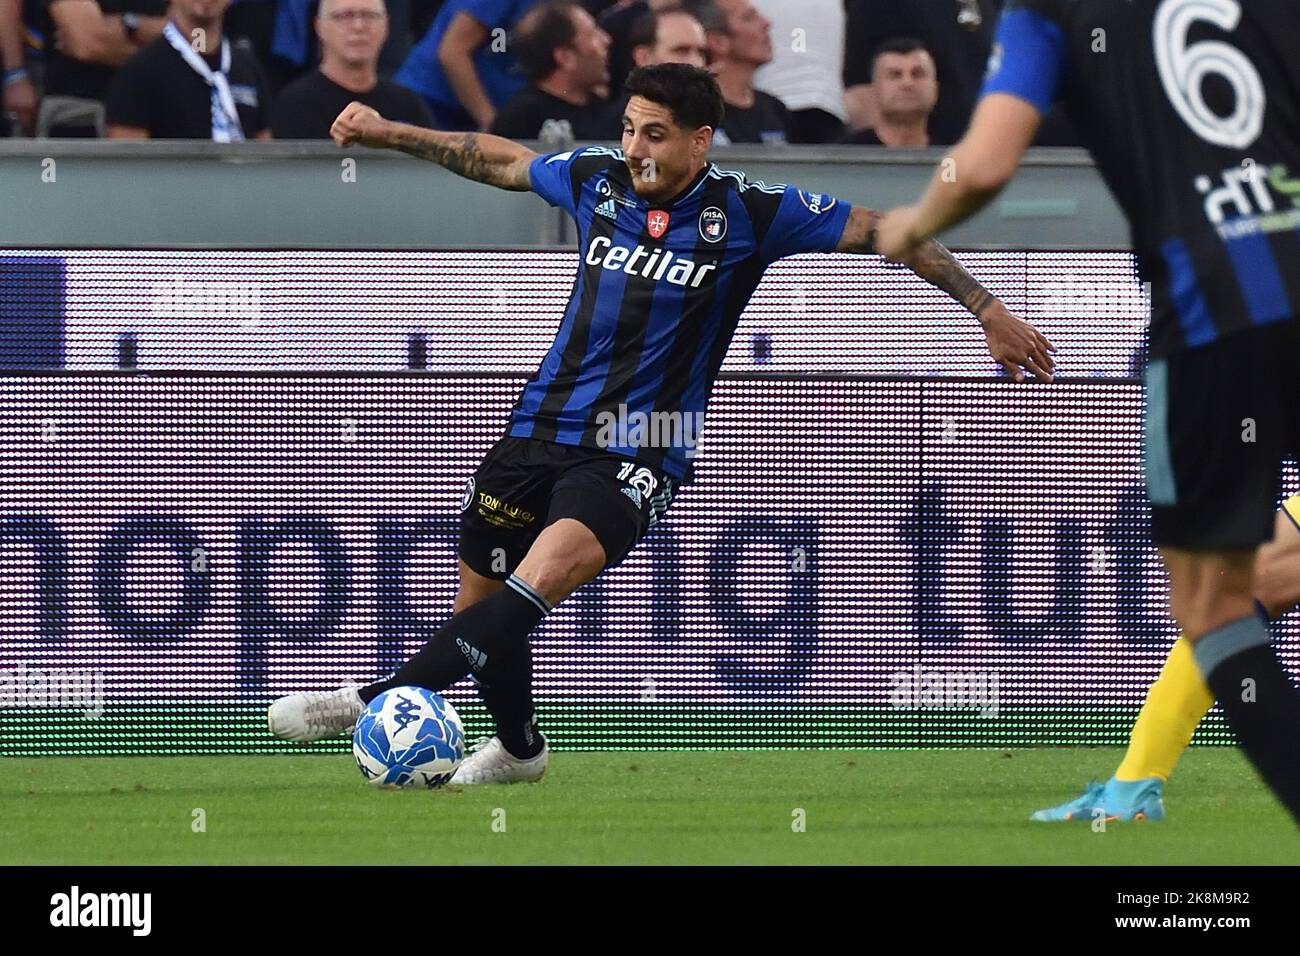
[647,210,670,239]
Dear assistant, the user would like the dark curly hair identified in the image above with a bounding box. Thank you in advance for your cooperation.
[623,63,725,131]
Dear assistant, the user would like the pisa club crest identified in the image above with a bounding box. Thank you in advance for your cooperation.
[699,206,727,242]
[647,210,670,239]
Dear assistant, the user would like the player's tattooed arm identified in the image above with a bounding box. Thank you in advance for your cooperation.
[387,126,536,191]
[836,206,993,318]
[836,205,1057,382]
[330,101,536,191]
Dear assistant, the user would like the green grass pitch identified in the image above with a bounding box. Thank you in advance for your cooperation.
[3,748,1297,865]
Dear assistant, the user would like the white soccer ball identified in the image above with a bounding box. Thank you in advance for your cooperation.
[352,686,465,789]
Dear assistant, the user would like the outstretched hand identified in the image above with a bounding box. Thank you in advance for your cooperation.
[979,301,1057,382]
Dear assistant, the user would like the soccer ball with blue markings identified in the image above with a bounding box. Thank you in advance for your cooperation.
[352,687,465,789]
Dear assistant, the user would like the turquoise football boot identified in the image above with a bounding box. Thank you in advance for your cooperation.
[1031,777,1166,822]
[1031,780,1106,822]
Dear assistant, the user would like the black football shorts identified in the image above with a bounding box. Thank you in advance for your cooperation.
[458,434,678,579]
[1144,318,1300,549]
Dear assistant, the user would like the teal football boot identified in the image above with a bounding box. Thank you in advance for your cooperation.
[1031,777,1165,822]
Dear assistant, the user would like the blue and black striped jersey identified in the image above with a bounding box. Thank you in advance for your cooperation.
[511,145,852,481]
[982,0,1300,358]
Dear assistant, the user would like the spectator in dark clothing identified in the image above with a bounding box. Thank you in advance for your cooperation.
[488,0,612,141]
[841,37,938,147]
[105,0,271,138]
[273,0,433,137]
[35,0,167,135]
[710,0,787,145]
[842,0,1000,146]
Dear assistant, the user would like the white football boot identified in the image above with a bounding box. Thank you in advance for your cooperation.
[267,686,364,741]
[451,735,549,785]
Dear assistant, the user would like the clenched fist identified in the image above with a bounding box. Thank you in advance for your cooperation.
[331,102,390,148]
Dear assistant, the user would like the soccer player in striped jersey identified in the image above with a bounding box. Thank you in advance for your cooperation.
[878,0,1300,822]
[1035,497,1300,822]
[267,62,1056,784]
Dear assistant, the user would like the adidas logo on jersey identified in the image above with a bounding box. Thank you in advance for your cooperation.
[595,198,618,220]
[585,236,717,288]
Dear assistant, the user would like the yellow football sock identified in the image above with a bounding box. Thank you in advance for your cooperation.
[1114,636,1215,782]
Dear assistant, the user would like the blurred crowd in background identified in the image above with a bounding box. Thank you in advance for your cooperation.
[0,0,1078,145]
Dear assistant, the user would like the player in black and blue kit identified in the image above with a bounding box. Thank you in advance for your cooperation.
[269,63,1056,783]
[878,0,1300,823]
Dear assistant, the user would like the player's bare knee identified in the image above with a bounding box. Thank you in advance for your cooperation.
[1174,583,1257,638]
[1165,550,1256,640]
[516,542,604,606]
[517,559,582,605]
